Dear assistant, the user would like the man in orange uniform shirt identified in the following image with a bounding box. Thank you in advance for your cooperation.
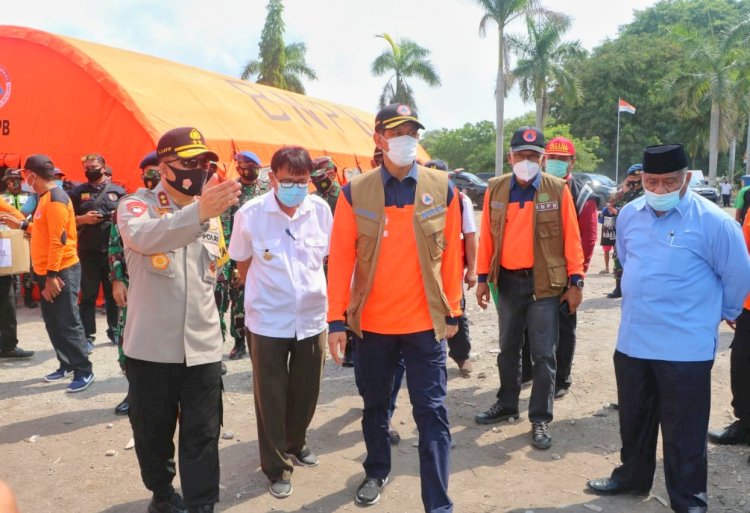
[327,104,463,512]
[474,127,584,450]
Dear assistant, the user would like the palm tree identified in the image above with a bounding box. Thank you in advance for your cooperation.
[666,24,746,182]
[507,15,583,129]
[240,0,317,94]
[474,0,563,175]
[370,33,441,111]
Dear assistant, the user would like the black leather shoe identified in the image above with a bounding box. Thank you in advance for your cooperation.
[114,397,129,416]
[23,295,38,308]
[586,477,649,496]
[554,387,569,399]
[148,492,187,513]
[0,347,34,358]
[187,506,214,513]
[475,402,519,425]
[708,420,750,445]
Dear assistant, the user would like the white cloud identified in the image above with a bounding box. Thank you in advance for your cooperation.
[4,0,657,129]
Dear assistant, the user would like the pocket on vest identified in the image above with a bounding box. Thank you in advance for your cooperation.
[538,219,561,238]
[417,216,446,260]
[356,235,377,262]
[547,263,568,288]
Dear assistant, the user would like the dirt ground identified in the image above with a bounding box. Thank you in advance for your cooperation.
[2,217,750,513]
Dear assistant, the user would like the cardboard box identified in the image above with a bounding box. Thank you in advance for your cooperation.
[0,229,30,276]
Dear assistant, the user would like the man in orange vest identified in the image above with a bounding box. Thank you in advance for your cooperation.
[474,126,585,450]
[327,104,463,512]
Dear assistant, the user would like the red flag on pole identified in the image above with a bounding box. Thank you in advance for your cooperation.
[618,99,636,115]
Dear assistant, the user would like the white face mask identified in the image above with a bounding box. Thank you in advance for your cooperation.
[512,159,540,182]
[385,135,418,167]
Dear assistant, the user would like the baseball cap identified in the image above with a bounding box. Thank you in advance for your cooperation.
[139,151,159,170]
[545,136,575,156]
[510,126,545,154]
[424,159,448,171]
[236,151,261,166]
[23,154,56,179]
[3,169,21,181]
[642,144,688,174]
[53,168,65,177]
[375,103,425,132]
[157,127,219,161]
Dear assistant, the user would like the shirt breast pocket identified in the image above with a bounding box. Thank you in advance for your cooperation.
[252,238,283,268]
[305,237,328,269]
[202,241,220,284]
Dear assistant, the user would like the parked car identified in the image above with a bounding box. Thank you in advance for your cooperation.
[572,172,617,208]
[688,171,719,203]
[449,171,488,208]
[475,172,496,182]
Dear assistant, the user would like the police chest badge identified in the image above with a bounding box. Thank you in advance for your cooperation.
[208,260,217,278]
[153,207,172,217]
[81,192,91,201]
[151,253,170,270]
[108,192,119,202]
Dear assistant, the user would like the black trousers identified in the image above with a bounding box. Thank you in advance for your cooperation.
[0,275,18,352]
[78,249,118,340]
[730,309,750,426]
[611,350,711,513]
[447,295,471,363]
[127,358,222,508]
[521,305,577,390]
[36,264,92,375]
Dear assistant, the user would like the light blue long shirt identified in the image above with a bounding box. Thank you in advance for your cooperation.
[615,189,750,361]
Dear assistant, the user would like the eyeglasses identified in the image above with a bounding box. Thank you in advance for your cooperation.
[165,158,210,170]
[142,168,160,179]
[277,180,310,189]
[625,181,642,187]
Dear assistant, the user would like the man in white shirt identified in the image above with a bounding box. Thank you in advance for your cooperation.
[720,179,732,207]
[228,145,332,500]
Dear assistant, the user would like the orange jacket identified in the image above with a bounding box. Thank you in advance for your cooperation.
[29,188,79,276]
[0,196,26,223]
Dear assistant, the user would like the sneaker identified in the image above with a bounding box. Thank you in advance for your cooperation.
[0,347,34,358]
[532,421,552,450]
[86,340,95,354]
[148,491,187,513]
[268,479,292,499]
[66,372,95,393]
[44,368,73,382]
[288,446,319,467]
[474,402,519,425]
[355,476,388,505]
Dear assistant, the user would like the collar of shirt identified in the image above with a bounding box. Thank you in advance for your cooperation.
[636,188,692,218]
[509,172,541,207]
[262,188,313,219]
[380,163,419,208]
[379,162,418,186]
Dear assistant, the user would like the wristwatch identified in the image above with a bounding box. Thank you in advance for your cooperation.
[570,275,584,289]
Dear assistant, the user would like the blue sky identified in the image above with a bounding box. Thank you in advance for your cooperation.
[5,0,657,130]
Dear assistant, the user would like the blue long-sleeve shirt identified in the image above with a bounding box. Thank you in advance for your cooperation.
[615,189,750,361]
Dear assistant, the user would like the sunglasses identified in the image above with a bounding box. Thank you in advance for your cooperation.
[142,168,160,179]
[166,157,210,170]
[625,181,642,187]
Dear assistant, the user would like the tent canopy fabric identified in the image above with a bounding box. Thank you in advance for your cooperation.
[0,25,428,191]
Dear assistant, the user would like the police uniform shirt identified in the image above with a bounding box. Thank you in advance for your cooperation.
[228,191,332,340]
[71,181,126,251]
[117,182,224,366]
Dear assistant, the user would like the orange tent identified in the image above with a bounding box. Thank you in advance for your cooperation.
[0,26,428,191]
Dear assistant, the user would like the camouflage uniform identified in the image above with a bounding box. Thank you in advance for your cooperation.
[215,180,267,346]
[610,186,644,279]
[108,220,128,369]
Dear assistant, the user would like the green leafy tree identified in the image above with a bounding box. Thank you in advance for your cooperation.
[474,0,563,175]
[240,0,317,94]
[507,14,583,129]
[370,33,441,110]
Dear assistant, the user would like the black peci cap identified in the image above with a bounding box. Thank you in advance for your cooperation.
[642,144,688,174]
[375,103,425,132]
[510,126,545,154]
[24,154,56,179]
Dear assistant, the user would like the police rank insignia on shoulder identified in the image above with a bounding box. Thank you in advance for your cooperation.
[108,192,119,202]
[536,201,559,212]
[81,192,91,201]
[151,253,170,270]
[157,191,169,207]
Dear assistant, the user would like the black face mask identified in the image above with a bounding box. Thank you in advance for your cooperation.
[313,179,331,193]
[143,178,160,190]
[165,163,206,197]
[239,168,259,182]
[85,169,104,182]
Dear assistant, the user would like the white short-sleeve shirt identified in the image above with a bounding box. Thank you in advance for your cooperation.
[228,191,333,340]
[460,193,476,234]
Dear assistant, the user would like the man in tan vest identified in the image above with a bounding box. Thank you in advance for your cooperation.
[327,104,463,513]
[474,126,585,451]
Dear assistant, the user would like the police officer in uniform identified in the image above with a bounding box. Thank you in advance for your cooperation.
[71,153,126,348]
[118,127,241,513]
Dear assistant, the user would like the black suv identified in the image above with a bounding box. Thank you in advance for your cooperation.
[449,171,488,208]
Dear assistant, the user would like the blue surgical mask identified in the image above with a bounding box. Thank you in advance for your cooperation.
[276,185,308,207]
[545,159,569,178]
[644,179,685,212]
[54,179,63,188]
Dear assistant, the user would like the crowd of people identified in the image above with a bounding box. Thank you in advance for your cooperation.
[1,103,750,513]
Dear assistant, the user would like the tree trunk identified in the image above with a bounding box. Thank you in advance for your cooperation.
[746,113,750,176]
[728,137,737,181]
[495,27,505,176]
[535,95,544,129]
[708,101,720,183]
